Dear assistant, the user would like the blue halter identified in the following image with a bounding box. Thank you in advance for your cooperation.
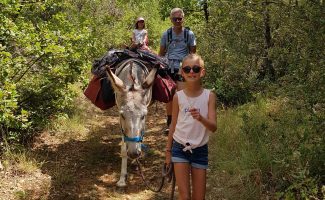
[123,130,145,143]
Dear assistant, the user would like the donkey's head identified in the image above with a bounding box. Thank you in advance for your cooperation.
[106,62,156,159]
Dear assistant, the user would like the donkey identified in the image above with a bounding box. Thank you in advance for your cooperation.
[106,58,157,187]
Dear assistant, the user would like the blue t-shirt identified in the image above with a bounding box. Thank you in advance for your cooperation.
[160,28,196,62]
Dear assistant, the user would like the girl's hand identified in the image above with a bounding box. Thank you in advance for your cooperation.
[189,108,202,121]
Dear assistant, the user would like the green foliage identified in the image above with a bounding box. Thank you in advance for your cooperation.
[0,0,91,144]
[203,1,324,198]
[200,0,324,106]
[200,0,265,105]
[158,0,204,19]
[210,97,324,199]
[66,0,169,54]
[269,0,325,112]
[0,81,30,142]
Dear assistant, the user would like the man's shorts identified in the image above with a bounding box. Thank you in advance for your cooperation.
[167,59,184,82]
[167,68,184,82]
[171,140,208,169]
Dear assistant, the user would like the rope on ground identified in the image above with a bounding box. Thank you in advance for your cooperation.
[136,159,176,199]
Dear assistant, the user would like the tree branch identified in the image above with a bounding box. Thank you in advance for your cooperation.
[13,54,46,83]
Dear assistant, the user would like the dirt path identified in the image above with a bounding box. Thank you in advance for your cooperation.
[35,97,175,200]
[0,95,176,200]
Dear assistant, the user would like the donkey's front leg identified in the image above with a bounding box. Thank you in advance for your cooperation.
[117,141,127,187]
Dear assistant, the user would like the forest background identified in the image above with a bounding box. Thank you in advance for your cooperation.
[0,0,324,199]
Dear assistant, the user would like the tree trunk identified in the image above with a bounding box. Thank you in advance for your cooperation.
[203,0,209,23]
[259,0,275,81]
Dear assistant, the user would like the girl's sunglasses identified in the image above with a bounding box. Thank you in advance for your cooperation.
[182,65,201,74]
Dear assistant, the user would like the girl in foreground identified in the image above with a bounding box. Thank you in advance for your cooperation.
[165,54,217,199]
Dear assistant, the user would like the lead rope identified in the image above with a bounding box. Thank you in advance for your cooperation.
[135,159,175,199]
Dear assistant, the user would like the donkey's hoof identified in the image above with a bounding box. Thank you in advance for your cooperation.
[116,180,127,187]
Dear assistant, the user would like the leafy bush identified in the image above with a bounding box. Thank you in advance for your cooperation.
[210,97,324,199]
[0,1,91,145]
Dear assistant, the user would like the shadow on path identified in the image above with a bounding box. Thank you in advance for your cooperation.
[32,103,174,199]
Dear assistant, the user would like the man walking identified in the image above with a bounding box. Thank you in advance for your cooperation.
[159,8,196,134]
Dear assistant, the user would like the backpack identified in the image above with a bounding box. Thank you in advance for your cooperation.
[166,27,191,49]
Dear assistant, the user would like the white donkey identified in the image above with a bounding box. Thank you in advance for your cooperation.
[106,58,157,187]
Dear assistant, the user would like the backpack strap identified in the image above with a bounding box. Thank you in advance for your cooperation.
[184,27,190,45]
[167,27,173,47]
[166,27,190,50]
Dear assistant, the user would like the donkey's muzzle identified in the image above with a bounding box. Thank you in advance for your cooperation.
[128,150,141,159]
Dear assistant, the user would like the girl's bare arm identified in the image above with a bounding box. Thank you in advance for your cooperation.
[143,31,148,45]
[131,32,136,44]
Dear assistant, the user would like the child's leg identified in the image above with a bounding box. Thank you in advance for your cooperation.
[191,167,206,200]
[174,163,191,200]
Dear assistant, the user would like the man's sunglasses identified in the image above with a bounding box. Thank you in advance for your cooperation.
[172,17,183,22]
[182,65,201,74]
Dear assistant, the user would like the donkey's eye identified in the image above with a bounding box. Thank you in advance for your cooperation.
[141,115,145,120]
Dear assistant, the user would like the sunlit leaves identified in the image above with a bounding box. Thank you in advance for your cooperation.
[0,0,91,143]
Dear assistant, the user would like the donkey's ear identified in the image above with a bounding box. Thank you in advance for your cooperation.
[106,66,125,92]
[142,68,157,89]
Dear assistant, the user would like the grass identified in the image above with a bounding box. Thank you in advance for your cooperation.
[208,97,324,199]
[3,85,322,199]
[46,84,93,142]
[208,107,262,200]
[52,163,75,188]
[1,147,41,175]
[0,144,50,200]
[14,183,50,200]
[48,113,89,142]
[208,100,268,199]
[0,85,90,199]
[14,190,31,200]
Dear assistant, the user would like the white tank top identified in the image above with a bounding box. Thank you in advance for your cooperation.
[173,89,211,149]
[133,29,147,44]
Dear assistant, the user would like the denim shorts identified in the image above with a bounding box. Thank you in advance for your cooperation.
[171,140,208,169]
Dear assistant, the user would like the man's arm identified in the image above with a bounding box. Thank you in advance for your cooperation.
[159,46,166,56]
[189,31,196,54]
[159,32,167,56]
